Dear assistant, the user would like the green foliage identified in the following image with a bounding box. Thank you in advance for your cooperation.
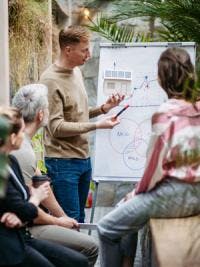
[85,0,114,9]
[37,159,47,174]
[88,0,200,43]
[84,0,200,76]
[84,0,200,42]
[87,15,151,43]
[32,131,47,174]
[32,132,44,154]
[90,180,96,191]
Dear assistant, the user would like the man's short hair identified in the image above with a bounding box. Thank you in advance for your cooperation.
[12,84,48,123]
[59,25,90,50]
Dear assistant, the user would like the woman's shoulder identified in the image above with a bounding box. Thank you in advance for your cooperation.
[152,101,173,125]
[151,99,182,133]
[8,154,24,182]
[8,154,20,168]
[152,99,192,123]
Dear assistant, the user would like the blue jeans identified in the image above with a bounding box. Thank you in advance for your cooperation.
[45,158,92,223]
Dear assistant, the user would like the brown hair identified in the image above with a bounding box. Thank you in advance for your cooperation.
[158,47,196,101]
[59,25,90,50]
[0,107,23,135]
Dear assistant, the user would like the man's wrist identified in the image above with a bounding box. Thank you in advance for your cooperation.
[52,216,60,225]
[100,104,107,114]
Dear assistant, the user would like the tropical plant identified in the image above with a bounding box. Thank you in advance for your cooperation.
[84,0,200,74]
[112,0,200,42]
[32,130,47,174]
[85,0,200,42]
[86,15,151,42]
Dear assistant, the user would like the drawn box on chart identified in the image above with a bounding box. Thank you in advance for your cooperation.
[103,69,132,96]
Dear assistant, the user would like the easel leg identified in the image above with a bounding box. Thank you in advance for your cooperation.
[88,181,99,235]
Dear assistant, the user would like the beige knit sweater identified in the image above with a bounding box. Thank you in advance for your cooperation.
[40,63,102,159]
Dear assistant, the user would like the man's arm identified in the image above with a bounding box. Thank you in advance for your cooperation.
[42,79,120,138]
[89,106,103,118]
[32,167,66,217]
[5,178,38,223]
[42,79,97,137]
[89,94,125,119]
[34,207,78,228]
[41,187,66,217]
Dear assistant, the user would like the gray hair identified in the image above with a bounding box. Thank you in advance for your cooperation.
[12,84,48,123]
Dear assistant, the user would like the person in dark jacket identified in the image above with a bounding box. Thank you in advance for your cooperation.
[0,107,89,267]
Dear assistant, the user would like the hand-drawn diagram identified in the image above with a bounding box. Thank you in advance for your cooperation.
[102,70,167,107]
[94,44,195,181]
[134,75,157,90]
[125,74,167,106]
[129,73,167,106]
[103,69,132,96]
[109,117,151,171]
[95,70,164,179]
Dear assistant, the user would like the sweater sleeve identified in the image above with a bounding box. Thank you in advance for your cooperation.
[42,79,97,138]
[5,178,38,223]
[5,155,38,223]
[89,106,103,118]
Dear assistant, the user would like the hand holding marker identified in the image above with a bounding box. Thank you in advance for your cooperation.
[114,104,129,119]
[97,103,129,128]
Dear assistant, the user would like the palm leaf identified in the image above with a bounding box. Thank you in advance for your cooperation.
[110,0,200,42]
[87,15,150,42]
[86,0,200,42]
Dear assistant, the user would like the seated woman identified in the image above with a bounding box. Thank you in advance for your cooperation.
[97,47,200,267]
[0,107,89,267]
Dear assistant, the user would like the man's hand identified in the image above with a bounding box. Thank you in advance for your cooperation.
[1,212,22,228]
[95,115,120,129]
[56,216,79,229]
[101,94,125,113]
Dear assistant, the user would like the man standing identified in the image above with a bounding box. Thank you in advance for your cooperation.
[40,26,123,222]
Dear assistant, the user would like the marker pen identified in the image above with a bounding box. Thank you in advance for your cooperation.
[114,104,129,119]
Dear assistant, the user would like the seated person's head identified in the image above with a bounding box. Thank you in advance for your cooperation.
[158,47,196,101]
[12,84,48,127]
[0,107,24,153]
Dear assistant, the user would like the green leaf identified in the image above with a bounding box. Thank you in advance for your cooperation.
[84,0,200,77]
[86,15,150,42]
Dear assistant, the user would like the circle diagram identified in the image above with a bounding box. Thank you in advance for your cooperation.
[109,117,151,171]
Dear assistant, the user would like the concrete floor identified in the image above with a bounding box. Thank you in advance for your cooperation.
[84,207,142,267]
[83,207,111,267]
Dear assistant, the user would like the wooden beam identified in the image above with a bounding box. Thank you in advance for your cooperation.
[0,0,9,105]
